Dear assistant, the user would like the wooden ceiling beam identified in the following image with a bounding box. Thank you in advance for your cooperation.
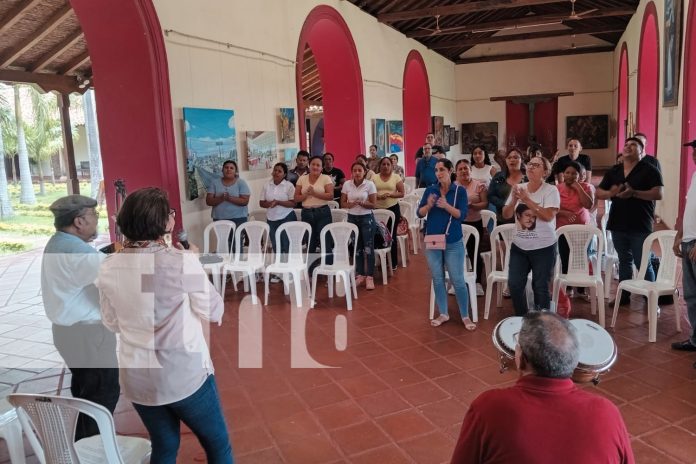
[407,7,635,39]
[0,68,81,94]
[303,80,323,95]
[455,45,615,64]
[429,25,624,49]
[0,4,73,68]
[0,0,42,36]
[302,68,320,81]
[29,29,83,72]
[304,88,323,100]
[58,50,90,75]
[379,0,563,23]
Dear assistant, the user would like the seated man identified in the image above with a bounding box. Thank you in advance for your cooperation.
[451,312,634,464]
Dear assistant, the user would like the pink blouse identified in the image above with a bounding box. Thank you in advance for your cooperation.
[458,179,487,222]
[556,182,593,228]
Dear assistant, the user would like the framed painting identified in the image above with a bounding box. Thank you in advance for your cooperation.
[387,120,404,153]
[279,147,298,169]
[460,122,498,154]
[182,107,237,201]
[451,129,459,147]
[442,125,451,152]
[245,131,277,171]
[663,0,683,106]
[566,115,609,149]
[278,108,296,143]
[372,118,387,157]
[431,116,444,146]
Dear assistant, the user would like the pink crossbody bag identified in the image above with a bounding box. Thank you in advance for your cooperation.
[424,186,459,250]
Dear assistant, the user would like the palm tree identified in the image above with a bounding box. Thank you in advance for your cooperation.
[14,84,35,205]
[0,84,17,184]
[0,91,15,219]
[26,87,63,196]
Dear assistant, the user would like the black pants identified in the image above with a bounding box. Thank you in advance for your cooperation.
[52,323,120,440]
[386,203,401,267]
[464,219,485,284]
[302,205,333,271]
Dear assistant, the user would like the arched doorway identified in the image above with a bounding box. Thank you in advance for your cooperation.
[680,0,696,211]
[402,50,430,176]
[617,43,629,145]
[296,6,365,173]
[636,2,660,155]
[70,0,179,236]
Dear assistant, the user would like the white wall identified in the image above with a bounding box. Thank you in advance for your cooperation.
[153,0,457,244]
[454,53,616,167]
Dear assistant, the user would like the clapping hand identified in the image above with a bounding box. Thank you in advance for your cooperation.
[426,193,437,209]
[615,183,633,199]
[436,196,449,209]
[305,186,315,196]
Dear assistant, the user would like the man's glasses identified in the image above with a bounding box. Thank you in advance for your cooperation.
[527,162,544,169]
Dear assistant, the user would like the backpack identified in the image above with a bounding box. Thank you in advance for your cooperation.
[375,220,393,248]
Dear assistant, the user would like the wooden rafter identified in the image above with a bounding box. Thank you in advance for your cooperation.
[0,0,42,36]
[406,7,635,39]
[0,68,80,94]
[0,4,73,67]
[58,50,89,75]
[455,45,615,64]
[428,25,624,49]
[379,0,563,23]
[29,29,83,72]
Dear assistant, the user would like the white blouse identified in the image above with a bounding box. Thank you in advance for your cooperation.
[261,179,295,221]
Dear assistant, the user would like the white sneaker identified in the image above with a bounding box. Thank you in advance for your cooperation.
[476,283,484,296]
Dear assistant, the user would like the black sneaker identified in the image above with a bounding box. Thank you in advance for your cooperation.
[671,340,696,352]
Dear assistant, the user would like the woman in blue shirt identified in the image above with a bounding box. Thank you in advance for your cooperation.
[418,158,474,330]
[205,160,250,227]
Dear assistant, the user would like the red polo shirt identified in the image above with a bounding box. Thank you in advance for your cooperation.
[451,375,634,464]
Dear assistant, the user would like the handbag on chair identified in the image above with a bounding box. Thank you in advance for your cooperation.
[424,186,459,250]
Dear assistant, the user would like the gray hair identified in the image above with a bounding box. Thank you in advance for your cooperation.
[518,311,580,378]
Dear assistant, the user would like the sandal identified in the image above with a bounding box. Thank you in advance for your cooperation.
[462,318,477,331]
[430,315,450,327]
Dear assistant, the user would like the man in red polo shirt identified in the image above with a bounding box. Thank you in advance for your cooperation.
[451,312,634,464]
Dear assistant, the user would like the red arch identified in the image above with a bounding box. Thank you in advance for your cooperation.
[680,0,696,212]
[296,6,365,174]
[636,1,660,155]
[617,43,629,145]
[70,0,180,238]
[402,50,431,176]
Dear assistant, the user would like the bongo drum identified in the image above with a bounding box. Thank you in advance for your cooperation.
[492,316,523,373]
[570,319,617,385]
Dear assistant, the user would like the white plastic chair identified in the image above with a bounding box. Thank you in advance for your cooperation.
[264,222,312,307]
[221,221,270,304]
[310,222,359,310]
[403,183,413,195]
[294,208,302,221]
[483,224,515,319]
[397,199,415,262]
[201,220,236,294]
[248,209,267,222]
[552,225,606,325]
[330,209,348,223]
[479,210,497,281]
[601,213,619,299]
[373,209,396,285]
[0,398,44,464]
[327,201,339,209]
[412,188,426,202]
[399,197,421,255]
[405,176,416,192]
[610,230,681,342]
[428,224,480,323]
[8,394,151,464]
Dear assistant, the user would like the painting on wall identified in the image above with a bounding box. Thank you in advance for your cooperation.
[278,108,296,143]
[182,107,237,201]
[387,120,404,153]
[460,122,498,154]
[451,129,459,147]
[566,115,609,149]
[279,147,298,169]
[244,131,277,171]
[663,0,683,106]
[431,116,444,146]
[372,118,387,157]
[442,125,451,152]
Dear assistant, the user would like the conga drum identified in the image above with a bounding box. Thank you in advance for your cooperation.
[491,316,523,373]
[569,319,618,385]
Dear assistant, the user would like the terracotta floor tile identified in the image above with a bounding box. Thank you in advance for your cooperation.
[635,393,696,423]
[355,389,411,417]
[277,433,342,464]
[598,376,659,402]
[665,381,696,406]
[397,381,451,407]
[256,393,305,423]
[379,334,420,351]
[468,363,519,386]
[349,444,413,464]
[300,382,348,409]
[630,440,682,464]
[330,420,392,456]
[643,426,696,463]
[229,424,274,456]
[392,345,440,363]
[448,350,498,370]
[362,324,402,340]
[314,400,369,430]
[235,447,283,464]
[349,340,389,358]
[619,404,669,436]
[425,338,470,356]
[377,365,427,388]
[376,410,436,442]
[267,411,324,445]
[341,373,391,397]
[328,360,371,380]
[399,431,455,464]
[361,351,407,372]
[418,397,467,429]
[284,369,334,392]
[437,372,489,402]
[626,367,688,390]
[412,358,460,379]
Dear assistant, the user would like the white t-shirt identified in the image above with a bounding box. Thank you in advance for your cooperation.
[683,172,696,242]
[261,179,295,221]
[341,179,377,215]
[505,182,560,250]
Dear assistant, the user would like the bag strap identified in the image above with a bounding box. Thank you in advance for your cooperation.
[444,186,459,236]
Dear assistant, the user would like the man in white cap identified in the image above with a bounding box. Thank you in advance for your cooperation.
[41,194,119,439]
[672,139,696,360]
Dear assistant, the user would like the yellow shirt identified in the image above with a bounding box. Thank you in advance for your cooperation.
[373,173,401,209]
[297,173,334,208]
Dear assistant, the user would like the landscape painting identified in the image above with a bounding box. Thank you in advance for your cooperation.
[245,131,277,171]
[388,120,404,154]
[279,147,298,169]
[372,118,387,157]
[461,122,498,154]
[183,107,237,201]
[278,107,296,143]
[566,115,609,149]
[432,116,444,146]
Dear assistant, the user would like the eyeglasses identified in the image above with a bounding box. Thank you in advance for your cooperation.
[527,162,544,169]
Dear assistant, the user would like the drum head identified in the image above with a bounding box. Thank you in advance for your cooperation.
[497,317,523,353]
[570,319,615,367]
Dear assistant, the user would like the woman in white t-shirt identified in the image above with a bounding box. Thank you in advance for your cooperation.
[502,156,560,315]
[470,145,497,186]
[260,163,297,255]
[341,162,378,290]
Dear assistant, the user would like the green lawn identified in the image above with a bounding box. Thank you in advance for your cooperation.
[0,182,109,254]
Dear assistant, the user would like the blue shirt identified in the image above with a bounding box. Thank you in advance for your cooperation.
[207,177,251,220]
[417,183,469,243]
[415,156,438,188]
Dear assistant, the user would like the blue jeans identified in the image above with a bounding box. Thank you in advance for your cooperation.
[133,375,233,464]
[681,241,696,344]
[508,243,556,315]
[426,240,470,319]
[611,230,655,283]
[348,213,376,276]
[267,211,296,255]
[302,205,333,269]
